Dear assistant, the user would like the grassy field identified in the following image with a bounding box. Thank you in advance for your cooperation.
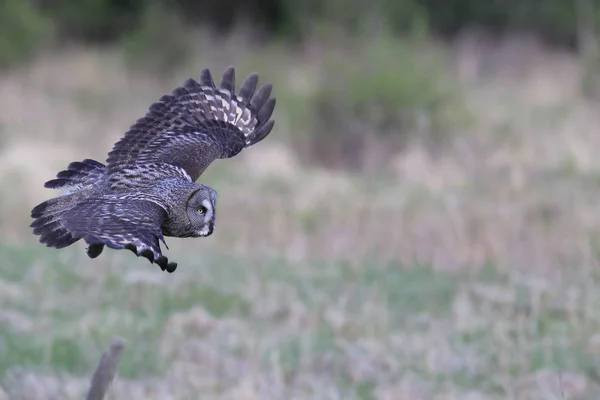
[2,33,600,399]
[4,244,600,399]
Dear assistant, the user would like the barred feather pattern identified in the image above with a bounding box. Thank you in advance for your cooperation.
[30,66,277,273]
[61,197,176,272]
[30,198,80,250]
[106,163,192,191]
[44,159,106,191]
[31,194,177,272]
[106,66,276,181]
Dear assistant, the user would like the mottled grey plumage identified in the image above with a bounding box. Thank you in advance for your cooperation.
[30,66,276,273]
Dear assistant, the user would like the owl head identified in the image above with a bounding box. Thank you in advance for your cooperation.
[186,185,217,237]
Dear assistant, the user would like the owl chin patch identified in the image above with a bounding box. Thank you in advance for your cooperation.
[198,228,212,237]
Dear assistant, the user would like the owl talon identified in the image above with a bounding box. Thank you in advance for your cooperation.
[86,244,104,258]
[140,249,154,262]
[165,262,177,273]
[156,255,168,271]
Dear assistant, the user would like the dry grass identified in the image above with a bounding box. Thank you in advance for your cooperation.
[2,32,600,399]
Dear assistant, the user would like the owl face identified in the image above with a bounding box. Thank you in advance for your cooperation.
[186,186,217,237]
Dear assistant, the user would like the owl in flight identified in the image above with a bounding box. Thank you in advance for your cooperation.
[30,67,276,273]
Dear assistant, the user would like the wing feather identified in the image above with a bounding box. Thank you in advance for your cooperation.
[61,197,178,272]
[106,66,276,181]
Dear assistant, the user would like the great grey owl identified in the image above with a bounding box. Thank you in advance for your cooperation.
[30,67,276,273]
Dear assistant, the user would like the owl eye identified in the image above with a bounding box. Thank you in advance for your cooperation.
[197,206,207,214]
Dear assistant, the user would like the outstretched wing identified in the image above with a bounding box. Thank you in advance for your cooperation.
[61,196,178,272]
[106,66,276,181]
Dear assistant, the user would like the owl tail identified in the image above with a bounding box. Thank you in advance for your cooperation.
[30,195,80,249]
[30,158,106,250]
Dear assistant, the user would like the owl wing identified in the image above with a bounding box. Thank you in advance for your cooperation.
[105,67,276,181]
[60,196,178,272]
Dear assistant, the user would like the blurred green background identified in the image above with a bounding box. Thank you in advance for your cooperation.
[3,0,600,399]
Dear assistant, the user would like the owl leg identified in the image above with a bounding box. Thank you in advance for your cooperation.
[154,254,178,273]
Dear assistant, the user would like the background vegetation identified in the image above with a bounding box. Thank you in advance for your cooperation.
[5,0,599,47]
[3,0,600,399]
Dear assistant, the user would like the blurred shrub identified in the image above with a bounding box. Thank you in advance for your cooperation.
[38,0,144,42]
[4,0,600,54]
[277,0,430,39]
[0,0,53,68]
[284,0,599,49]
[417,0,580,47]
[292,34,469,172]
[121,2,192,76]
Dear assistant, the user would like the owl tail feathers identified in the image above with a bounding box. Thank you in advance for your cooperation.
[44,159,106,190]
[32,159,106,251]
[31,199,104,258]
[30,198,79,249]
